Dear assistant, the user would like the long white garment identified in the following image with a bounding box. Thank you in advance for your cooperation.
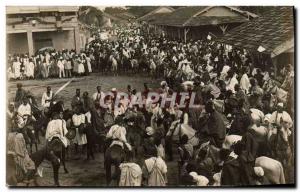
[144,157,168,186]
[72,114,87,145]
[240,73,251,94]
[220,65,231,81]
[226,74,239,93]
[25,61,35,78]
[13,61,21,79]
[78,63,85,74]
[41,91,53,108]
[45,119,69,147]
[119,163,142,186]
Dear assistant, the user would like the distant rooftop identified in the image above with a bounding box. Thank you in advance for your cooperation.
[6,6,79,14]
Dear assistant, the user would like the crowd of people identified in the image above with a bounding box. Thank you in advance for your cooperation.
[7,23,294,187]
[7,48,93,80]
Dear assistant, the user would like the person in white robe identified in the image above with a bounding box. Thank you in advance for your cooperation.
[72,109,87,146]
[220,65,231,81]
[240,72,251,94]
[45,112,69,147]
[92,86,105,104]
[41,86,54,108]
[142,152,168,186]
[17,99,31,117]
[226,73,239,93]
[269,103,293,129]
[106,124,132,150]
[12,59,21,79]
[25,58,35,79]
[57,58,65,78]
[119,153,142,186]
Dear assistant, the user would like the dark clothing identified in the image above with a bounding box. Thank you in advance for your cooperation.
[15,89,26,107]
[71,96,83,110]
[229,110,251,136]
[91,108,105,134]
[204,111,226,148]
[239,129,259,159]
[237,151,256,186]
[221,157,242,186]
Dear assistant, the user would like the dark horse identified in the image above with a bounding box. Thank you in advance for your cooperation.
[104,143,130,185]
[30,137,69,186]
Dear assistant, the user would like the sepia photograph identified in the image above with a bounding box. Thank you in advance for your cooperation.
[5,5,295,187]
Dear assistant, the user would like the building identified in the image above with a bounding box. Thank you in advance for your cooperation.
[216,7,294,74]
[137,6,175,35]
[140,6,257,42]
[6,6,86,56]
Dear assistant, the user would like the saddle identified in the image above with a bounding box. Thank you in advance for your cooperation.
[47,137,63,152]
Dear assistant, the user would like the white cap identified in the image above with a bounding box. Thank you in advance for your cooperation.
[277,102,284,107]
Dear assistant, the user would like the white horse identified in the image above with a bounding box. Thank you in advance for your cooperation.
[166,119,243,150]
[255,156,286,184]
[166,120,199,146]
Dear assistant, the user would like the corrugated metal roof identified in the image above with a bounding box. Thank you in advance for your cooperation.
[217,7,294,54]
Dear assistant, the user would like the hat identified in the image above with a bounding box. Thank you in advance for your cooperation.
[111,88,117,92]
[146,126,155,136]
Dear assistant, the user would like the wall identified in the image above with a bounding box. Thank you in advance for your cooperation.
[7,33,28,54]
[33,30,75,52]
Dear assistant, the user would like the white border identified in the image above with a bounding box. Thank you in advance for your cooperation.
[0,0,299,191]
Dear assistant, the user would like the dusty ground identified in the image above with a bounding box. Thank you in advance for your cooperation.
[8,73,180,187]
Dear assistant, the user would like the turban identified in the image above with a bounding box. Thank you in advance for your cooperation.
[189,172,209,186]
[254,167,264,177]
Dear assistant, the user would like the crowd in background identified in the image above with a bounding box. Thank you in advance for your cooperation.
[7,22,295,187]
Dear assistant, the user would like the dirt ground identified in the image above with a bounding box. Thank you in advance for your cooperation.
[8,73,181,187]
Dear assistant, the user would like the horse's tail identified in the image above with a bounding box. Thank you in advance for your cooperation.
[279,162,286,184]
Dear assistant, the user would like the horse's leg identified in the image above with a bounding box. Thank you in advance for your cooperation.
[48,152,61,186]
[165,137,173,161]
[35,142,38,152]
[61,147,68,173]
[114,163,121,185]
[105,160,112,185]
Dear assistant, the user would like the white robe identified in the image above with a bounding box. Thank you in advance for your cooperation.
[25,62,35,78]
[41,91,53,108]
[45,119,69,147]
[13,61,21,79]
[240,73,251,94]
[144,157,167,186]
[72,114,87,145]
[226,74,239,93]
[119,163,142,186]
[17,104,31,117]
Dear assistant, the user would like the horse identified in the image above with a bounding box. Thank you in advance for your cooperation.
[14,115,38,153]
[30,137,69,186]
[255,156,286,184]
[104,144,128,185]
